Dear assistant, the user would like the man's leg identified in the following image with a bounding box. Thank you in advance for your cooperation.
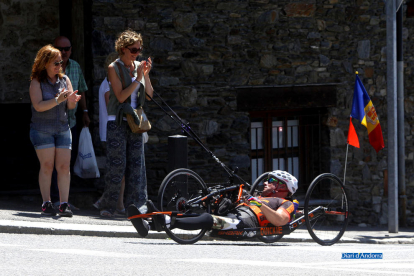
[129,207,214,237]
[210,214,241,230]
[170,213,214,230]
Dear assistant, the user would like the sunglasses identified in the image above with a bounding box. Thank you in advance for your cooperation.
[267,178,289,191]
[126,46,143,54]
[54,60,63,66]
[56,46,71,52]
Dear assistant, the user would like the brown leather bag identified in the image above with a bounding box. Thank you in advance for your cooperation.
[115,62,151,133]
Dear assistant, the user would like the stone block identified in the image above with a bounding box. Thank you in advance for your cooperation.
[372,196,382,204]
[173,13,198,33]
[200,64,214,75]
[104,17,125,30]
[257,10,278,24]
[319,54,330,66]
[285,3,316,17]
[201,120,219,136]
[295,65,312,73]
[227,35,244,45]
[159,77,180,86]
[358,40,370,59]
[179,87,197,107]
[150,37,173,52]
[373,203,381,213]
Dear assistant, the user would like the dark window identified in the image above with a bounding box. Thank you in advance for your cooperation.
[250,109,324,193]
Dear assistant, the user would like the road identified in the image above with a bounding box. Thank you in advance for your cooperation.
[1,233,414,276]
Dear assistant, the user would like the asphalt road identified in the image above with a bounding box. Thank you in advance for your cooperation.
[1,233,414,276]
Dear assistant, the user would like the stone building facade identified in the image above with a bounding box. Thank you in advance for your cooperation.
[1,0,413,226]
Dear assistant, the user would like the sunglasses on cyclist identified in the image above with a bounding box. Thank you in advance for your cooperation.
[267,178,289,192]
[55,46,71,52]
[126,46,143,54]
[54,60,63,66]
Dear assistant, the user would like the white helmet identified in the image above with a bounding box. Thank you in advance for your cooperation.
[268,170,298,196]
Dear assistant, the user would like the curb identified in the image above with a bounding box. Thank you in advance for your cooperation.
[1,220,414,244]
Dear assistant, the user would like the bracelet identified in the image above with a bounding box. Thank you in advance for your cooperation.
[134,80,140,84]
[55,97,59,105]
[83,110,88,112]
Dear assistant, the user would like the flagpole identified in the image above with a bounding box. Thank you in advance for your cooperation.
[344,144,349,186]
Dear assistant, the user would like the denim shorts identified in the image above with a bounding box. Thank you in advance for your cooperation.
[30,128,72,150]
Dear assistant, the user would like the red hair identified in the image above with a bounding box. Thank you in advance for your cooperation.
[30,44,64,82]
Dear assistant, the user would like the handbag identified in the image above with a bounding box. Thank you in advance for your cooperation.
[126,107,151,133]
[116,62,151,133]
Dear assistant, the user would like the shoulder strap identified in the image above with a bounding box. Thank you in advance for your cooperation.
[115,62,126,89]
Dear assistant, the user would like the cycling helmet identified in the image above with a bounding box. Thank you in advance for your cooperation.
[268,170,298,196]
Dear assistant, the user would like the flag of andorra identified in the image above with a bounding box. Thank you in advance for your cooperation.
[347,74,384,153]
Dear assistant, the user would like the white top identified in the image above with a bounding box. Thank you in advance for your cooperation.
[98,77,110,142]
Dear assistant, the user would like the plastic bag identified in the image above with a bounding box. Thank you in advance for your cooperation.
[74,127,100,178]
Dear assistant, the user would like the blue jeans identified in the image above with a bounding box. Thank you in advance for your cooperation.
[29,128,71,150]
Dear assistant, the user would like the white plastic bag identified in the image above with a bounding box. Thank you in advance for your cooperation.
[74,127,100,179]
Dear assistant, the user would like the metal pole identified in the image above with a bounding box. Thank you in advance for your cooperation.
[386,0,398,233]
[397,5,406,227]
[344,144,349,185]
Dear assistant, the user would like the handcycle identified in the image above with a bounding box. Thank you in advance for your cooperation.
[131,91,349,246]
[152,169,348,246]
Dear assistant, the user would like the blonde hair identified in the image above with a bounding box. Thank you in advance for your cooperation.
[114,29,143,56]
[105,52,119,73]
[30,45,64,82]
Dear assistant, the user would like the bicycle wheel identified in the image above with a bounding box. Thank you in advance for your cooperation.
[157,168,211,244]
[304,173,349,246]
[250,172,284,243]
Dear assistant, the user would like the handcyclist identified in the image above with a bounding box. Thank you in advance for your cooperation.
[128,170,299,238]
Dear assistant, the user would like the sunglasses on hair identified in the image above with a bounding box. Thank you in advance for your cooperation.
[56,46,71,52]
[126,46,143,54]
[54,60,63,66]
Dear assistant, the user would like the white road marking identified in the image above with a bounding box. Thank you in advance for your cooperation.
[30,248,146,258]
[174,258,414,275]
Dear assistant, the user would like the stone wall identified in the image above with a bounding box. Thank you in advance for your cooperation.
[86,0,414,226]
[0,0,59,103]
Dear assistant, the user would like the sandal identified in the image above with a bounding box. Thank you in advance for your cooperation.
[93,200,102,210]
[114,208,126,216]
[100,210,113,217]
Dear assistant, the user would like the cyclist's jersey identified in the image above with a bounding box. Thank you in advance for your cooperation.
[260,197,294,215]
[233,197,294,228]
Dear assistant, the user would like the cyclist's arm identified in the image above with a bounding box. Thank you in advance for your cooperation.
[260,204,290,226]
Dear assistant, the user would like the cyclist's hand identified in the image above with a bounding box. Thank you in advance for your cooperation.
[248,196,262,208]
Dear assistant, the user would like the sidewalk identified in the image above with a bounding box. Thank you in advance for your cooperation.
[1,197,413,244]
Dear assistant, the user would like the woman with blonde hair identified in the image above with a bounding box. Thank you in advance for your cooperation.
[29,44,81,217]
[99,30,153,216]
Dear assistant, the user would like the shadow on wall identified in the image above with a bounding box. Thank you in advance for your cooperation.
[0,103,39,191]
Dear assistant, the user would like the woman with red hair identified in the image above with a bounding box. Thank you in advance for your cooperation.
[29,44,81,217]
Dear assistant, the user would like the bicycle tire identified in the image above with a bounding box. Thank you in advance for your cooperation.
[157,168,211,244]
[304,173,349,246]
[250,172,284,243]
